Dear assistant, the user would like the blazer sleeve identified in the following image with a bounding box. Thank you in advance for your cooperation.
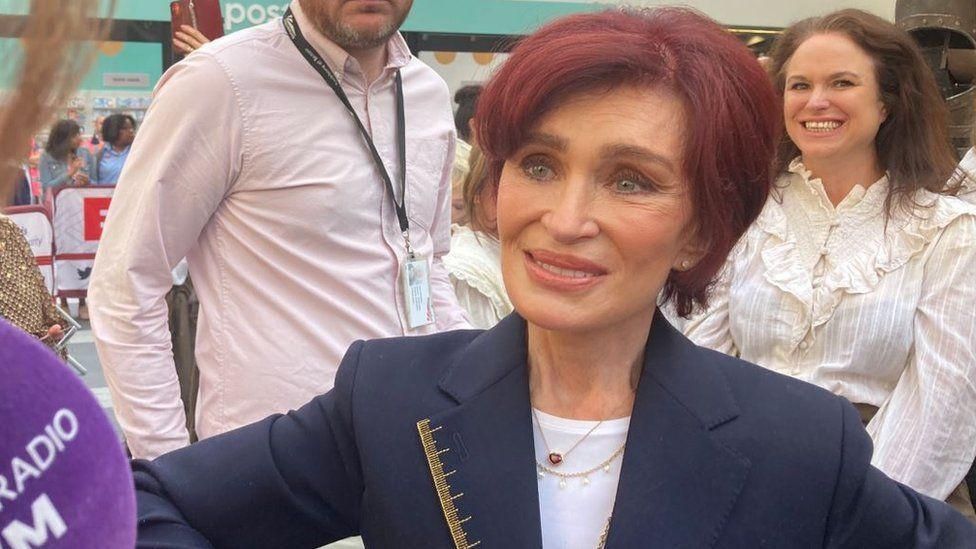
[132,340,367,548]
[825,398,976,548]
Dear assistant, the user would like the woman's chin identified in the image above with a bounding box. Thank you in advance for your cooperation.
[516,301,596,334]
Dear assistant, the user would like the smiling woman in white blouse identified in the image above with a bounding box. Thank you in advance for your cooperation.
[684,9,976,516]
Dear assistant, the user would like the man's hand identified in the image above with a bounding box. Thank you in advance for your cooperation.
[174,25,211,55]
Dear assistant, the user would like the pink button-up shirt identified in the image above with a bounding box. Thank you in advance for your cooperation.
[89,1,470,459]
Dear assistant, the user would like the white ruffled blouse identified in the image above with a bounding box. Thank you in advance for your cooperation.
[955,147,975,203]
[684,159,976,500]
[443,225,514,329]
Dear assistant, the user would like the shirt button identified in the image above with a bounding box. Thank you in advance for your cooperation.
[798,341,809,350]
[819,247,828,256]
[830,219,841,228]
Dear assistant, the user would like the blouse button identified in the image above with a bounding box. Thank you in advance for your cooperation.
[798,341,809,350]
[830,219,841,228]
[819,247,828,256]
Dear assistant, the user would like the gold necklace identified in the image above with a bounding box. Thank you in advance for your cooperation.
[535,442,626,489]
[532,407,605,466]
[596,516,612,549]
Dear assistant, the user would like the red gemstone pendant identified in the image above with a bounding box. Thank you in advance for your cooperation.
[548,452,563,465]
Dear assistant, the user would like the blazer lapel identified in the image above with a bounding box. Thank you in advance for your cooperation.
[606,313,751,548]
[416,315,543,549]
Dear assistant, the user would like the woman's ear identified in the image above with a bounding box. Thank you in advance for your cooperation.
[672,230,709,272]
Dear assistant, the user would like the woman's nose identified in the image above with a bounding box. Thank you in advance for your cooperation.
[541,180,599,243]
[806,87,830,110]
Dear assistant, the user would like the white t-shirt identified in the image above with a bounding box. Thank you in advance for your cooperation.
[533,409,630,549]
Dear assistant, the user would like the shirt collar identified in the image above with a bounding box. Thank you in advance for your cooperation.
[788,157,888,212]
[104,145,130,158]
[287,0,411,83]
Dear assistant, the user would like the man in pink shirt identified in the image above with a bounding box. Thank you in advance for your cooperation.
[89,0,471,459]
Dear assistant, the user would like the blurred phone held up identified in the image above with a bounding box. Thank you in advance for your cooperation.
[170,0,224,61]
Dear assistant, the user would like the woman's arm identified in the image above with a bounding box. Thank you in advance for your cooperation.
[38,152,71,188]
[134,341,367,547]
[681,253,739,356]
[76,147,93,184]
[826,398,976,547]
[866,213,976,500]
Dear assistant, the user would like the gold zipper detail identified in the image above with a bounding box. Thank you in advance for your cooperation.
[417,419,481,548]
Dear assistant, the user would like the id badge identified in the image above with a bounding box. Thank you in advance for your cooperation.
[401,255,434,329]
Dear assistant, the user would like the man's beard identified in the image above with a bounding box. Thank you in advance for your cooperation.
[301,0,413,51]
[321,17,399,50]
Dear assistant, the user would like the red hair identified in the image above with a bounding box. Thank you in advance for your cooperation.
[476,8,781,317]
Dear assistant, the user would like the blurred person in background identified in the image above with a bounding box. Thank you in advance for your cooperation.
[39,119,93,197]
[451,141,472,225]
[94,113,136,185]
[451,85,482,225]
[684,9,976,517]
[85,114,106,156]
[454,84,481,146]
[90,0,470,461]
[4,141,34,206]
[444,145,512,328]
[39,119,92,319]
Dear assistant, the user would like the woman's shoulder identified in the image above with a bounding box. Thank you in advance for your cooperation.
[701,347,855,451]
[902,191,976,251]
[343,328,487,392]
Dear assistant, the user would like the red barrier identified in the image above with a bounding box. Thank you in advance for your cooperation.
[52,186,116,298]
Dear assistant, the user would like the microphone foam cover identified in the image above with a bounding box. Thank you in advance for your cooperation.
[0,319,135,547]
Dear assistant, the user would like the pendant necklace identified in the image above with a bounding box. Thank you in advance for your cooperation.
[532,407,605,466]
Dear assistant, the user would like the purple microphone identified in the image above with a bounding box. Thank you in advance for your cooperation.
[0,319,135,547]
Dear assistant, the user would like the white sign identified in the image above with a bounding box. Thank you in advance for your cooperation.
[103,73,150,88]
[224,2,289,32]
[53,187,115,295]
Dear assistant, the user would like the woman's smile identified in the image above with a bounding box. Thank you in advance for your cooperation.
[523,249,608,292]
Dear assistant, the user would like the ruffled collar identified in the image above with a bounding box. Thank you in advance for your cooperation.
[752,160,976,336]
[787,158,888,213]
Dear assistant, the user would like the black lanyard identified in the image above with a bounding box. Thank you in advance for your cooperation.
[283,8,411,249]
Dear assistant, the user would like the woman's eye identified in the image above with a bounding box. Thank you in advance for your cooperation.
[612,172,653,194]
[788,82,809,91]
[833,79,854,88]
[521,156,556,181]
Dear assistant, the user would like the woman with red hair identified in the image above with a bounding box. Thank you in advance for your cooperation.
[131,9,974,547]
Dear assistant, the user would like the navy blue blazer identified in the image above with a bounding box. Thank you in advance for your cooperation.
[134,313,975,548]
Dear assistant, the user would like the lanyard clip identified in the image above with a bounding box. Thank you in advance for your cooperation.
[402,230,415,258]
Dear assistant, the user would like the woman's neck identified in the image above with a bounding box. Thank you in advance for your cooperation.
[111,143,128,153]
[527,312,652,420]
[801,151,884,206]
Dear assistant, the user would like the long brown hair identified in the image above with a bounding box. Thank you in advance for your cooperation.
[767,9,958,215]
[461,145,495,235]
[0,0,111,203]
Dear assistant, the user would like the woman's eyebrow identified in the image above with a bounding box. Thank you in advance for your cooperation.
[522,132,567,152]
[601,143,677,174]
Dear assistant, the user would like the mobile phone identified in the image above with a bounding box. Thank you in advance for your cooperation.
[170,0,225,59]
